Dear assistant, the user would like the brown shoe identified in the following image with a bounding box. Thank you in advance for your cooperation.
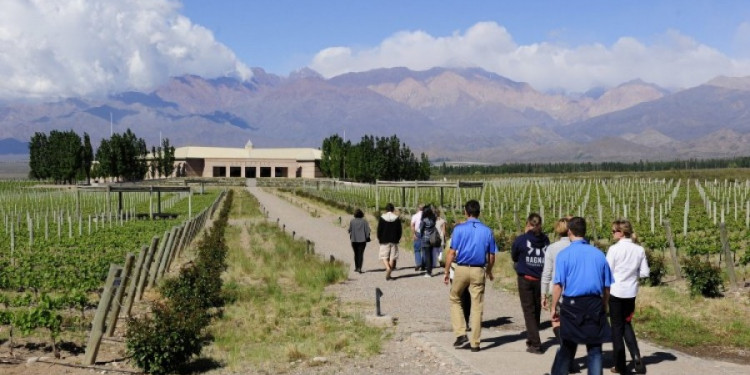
[526,346,543,354]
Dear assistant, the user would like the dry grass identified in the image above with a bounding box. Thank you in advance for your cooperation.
[200,189,384,372]
[628,280,750,362]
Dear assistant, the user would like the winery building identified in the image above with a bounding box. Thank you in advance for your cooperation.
[174,140,322,178]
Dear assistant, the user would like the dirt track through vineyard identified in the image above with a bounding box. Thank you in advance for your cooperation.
[247,185,750,375]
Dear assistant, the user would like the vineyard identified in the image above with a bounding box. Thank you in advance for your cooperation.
[0,180,219,353]
[273,176,750,282]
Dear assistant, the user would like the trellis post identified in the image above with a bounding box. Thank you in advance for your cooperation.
[84,264,122,365]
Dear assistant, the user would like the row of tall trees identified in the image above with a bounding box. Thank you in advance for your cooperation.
[149,138,176,179]
[94,129,149,181]
[320,134,430,183]
[29,130,93,184]
[435,156,750,175]
[29,129,175,183]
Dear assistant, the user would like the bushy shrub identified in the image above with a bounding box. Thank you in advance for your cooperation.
[126,190,233,374]
[126,302,207,375]
[643,249,667,286]
[493,230,508,252]
[682,256,724,298]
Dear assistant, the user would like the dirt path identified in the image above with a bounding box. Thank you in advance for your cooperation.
[248,186,750,375]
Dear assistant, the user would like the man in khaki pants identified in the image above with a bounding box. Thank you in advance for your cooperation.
[443,200,496,352]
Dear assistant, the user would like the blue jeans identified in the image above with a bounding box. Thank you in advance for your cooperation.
[551,339,602,375]
[413,235,422,268]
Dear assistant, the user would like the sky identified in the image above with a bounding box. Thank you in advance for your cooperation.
[1,0,750,100]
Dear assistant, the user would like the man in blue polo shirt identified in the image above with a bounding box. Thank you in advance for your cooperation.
[549,216,613,375]
[443,199,496,352]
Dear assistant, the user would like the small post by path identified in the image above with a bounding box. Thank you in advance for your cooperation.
[375,288,384,316]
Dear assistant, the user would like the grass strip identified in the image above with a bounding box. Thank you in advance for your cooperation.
[204,189,384,373]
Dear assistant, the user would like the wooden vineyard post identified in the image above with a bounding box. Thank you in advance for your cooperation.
[84,264,122,365]
[719,223,739,290]
[149,189,153,220]
[105,253,135,337]
[165,224,185,273]
[149,228,175,287]
[662,219,682,280]
[168,224,188,271]
[137,236,162,300]
[124,246,148,316]
[157,226,180,281]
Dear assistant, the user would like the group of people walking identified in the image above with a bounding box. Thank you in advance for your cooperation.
[348,201,650,375]
[513,213,650,375]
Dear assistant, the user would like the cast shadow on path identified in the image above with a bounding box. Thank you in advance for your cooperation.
[480,331,526,350]
[642,351,678,366]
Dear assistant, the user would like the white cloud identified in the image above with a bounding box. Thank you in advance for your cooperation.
[310,21,750,92]
[0,0,251,100]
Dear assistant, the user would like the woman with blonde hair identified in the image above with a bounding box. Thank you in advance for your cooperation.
[541,217,572,336]
[541,216,579,373]
[607,219,649,374]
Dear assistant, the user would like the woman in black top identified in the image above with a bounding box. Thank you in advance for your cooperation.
[419,205,438,277]
[511,213,550,354]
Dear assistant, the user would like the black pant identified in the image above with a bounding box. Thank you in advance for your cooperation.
[351,242,366,271]
[517,275,542,348]
[609,296,641,372]
[421,245,433,274]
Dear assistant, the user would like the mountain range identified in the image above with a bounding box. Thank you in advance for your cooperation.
[2,67,750,163]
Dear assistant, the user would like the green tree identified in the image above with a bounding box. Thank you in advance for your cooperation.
[95,129,149,181]
[320,134,347,178]
[418,152,431,180]
[81,133,94,184]
[95,138,116,181]
[161,138,176,177]
[28,132,50,180]
[47,130,82,184]
[319,133,428,182]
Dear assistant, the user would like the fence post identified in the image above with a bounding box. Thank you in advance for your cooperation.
[124,246,148,316]
[663,219,682,280]
[83,264,122,365]
[719,222,739,290]
[138,235,162,299]
[105,253,135,337]
[157,226,181,280]
[168,223,190,270]
[149,229,174,288]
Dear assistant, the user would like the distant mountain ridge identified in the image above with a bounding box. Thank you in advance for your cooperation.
[1,66,749,163]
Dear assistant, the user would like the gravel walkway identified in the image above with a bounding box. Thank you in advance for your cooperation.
[248,186,535,373]
[247,186,750,375]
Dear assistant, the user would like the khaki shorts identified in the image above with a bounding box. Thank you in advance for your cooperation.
[379,243,399,261]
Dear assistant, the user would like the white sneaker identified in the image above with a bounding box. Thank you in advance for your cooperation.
[424,273,432,278]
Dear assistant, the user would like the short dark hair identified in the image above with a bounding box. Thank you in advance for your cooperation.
[464,200,480,218]
[385,203,395,212]
[354,208,364,218]
[567,216,586,237]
